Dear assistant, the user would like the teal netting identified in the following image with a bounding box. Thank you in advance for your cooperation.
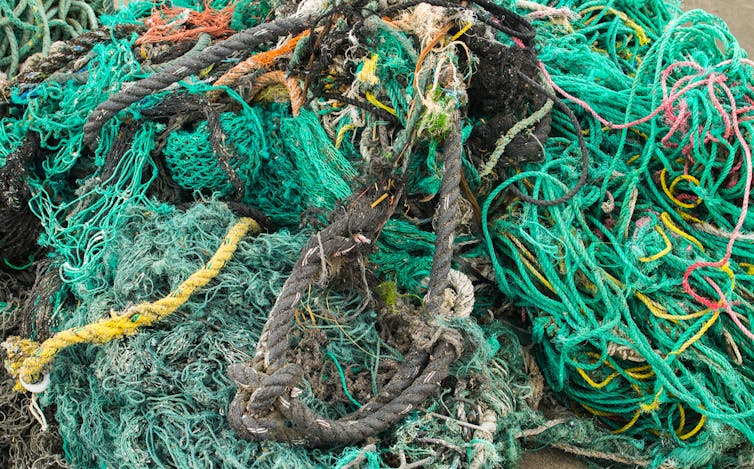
[2,0,754,468]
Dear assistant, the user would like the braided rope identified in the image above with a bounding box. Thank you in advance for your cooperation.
[209,30,310,100]
[227,114,464,446]
[251,70,306,116]
[425,117,462,312]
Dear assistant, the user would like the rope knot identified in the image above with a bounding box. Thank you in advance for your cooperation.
[228,363,304,417]
[438,269,475,318]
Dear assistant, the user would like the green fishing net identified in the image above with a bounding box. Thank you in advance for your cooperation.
[3,0,754,468]
[35,202,557,468]
[163,105,356,224]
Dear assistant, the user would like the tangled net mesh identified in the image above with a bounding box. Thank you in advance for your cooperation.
[1,0,754,468]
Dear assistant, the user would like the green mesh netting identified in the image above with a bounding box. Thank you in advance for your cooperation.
[3,0,754,468]
[41,203,558,468]
[164,106,356,224]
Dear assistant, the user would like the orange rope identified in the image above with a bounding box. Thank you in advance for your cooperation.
[250,70,305,116]
[136,4,235,45]
[407,22,454,121]
[210,30,310,99]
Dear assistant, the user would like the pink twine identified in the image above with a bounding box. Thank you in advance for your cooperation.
[526,7,578,21]
[709,277,754,341]
[682,75,752,325]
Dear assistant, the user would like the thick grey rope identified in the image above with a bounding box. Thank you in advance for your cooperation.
[278,342,456,446]
[82,14,313,148]
[139,33,213,75]
[425,118,462,311]
[227,115,464,446]
[243,342,456,446]
[257,197,392,372]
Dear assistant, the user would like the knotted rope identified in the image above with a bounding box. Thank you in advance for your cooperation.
[226,116,465,446]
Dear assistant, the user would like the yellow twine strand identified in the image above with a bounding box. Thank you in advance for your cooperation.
[675,403,706,440]
[679,210,704,224]
[3,218,260,391]
[335,123,356,149]
[676,403,686,434]
[679,412,706,440]
[450,22,473,42]
[660,169,702,209]
[613,409,642,434]
[638,226,673,262]
[640,387,664,412]
[667,311,720,358]
[625,366,655,380]
[661,212,705,252]
[669,174,703,208]
[366,91,398,117]
[577,367,621,389]
[357,54,380,86]
[504,234,558,294]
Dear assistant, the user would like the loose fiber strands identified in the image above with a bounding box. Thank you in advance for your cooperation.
[136,2,236,44]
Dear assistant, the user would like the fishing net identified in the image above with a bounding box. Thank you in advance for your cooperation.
[2,0,754,468]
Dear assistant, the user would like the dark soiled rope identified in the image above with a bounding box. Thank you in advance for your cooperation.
[226,117,464,446]
[505,71,589,207]
[375,0,535,47]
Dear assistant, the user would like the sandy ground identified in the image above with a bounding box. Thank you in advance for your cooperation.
[519,2,752,468]
[684,0,754,52]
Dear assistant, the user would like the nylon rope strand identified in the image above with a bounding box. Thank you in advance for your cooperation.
[0,0,102,78]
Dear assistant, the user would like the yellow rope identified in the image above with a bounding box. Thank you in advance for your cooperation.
[450,21,473,42]
[678,412,706,440]
[3,217,260,391]
[366,91,398,117]
[357,54,380,86]
[335,123,356,149]
[638,226,673,263]
[613,409,641,434]
[660,168,702,209]
[661,212,705,252]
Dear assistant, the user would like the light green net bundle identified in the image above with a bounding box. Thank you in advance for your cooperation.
[38,203,576,468]
[44,203,306,468]
[164,105,356,224]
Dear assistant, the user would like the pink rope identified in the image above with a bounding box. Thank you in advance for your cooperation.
[681,73,753,337]
[526,7,577,21]
[709,278,754,341]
